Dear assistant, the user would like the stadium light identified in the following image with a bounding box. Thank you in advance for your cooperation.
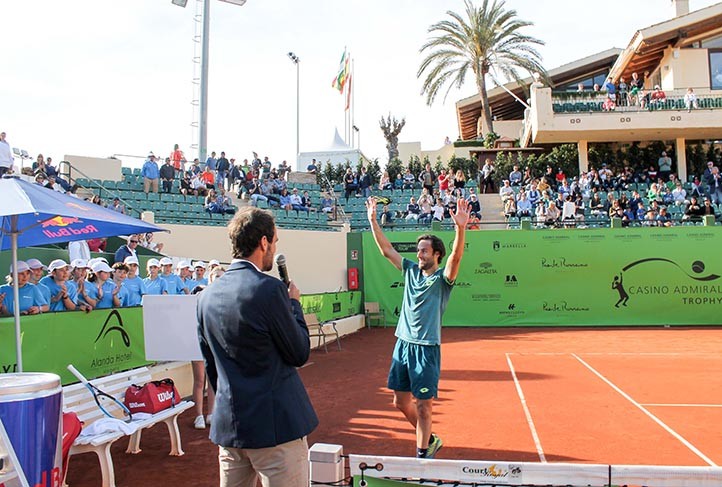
[171,0,188,7]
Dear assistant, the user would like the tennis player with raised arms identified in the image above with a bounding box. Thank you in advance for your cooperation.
[366,196,470,459]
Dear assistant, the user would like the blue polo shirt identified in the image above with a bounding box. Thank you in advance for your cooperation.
[143,276,168,295]
[39,276,78,312]
[395,258,454,346]
[121,276,146,306]
[85,280,117,309]
[0,283,48,315]
[159,273,187,295]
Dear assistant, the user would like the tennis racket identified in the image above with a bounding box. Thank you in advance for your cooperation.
[67,364,133,423]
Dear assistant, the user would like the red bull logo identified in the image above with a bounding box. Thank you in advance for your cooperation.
[39,216,99,239]
[41,216,82,228]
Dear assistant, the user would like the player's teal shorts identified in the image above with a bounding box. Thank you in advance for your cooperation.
[387,338,440,400]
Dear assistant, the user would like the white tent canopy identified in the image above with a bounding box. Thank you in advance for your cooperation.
[297,129,365,171]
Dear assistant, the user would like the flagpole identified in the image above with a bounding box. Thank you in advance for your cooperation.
[351,59,355,149]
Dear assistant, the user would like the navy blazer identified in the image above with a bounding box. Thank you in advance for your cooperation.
[197,260,318,449]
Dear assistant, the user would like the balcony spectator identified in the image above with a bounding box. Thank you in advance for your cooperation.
[110,197,125,214]
[141,152,160,193]
[602,96,616,111]
[592,83,600,92]
[216,152,230,190]
[0,131,14,177]
[683,196,705,221]
[684,88,699,111]
[402,168,416,190]
[658,151,673,181]
[709,167,722,205]
[617,77,628,106]
[200,164,216,190]
[205,151,217,172]
[602,77,616,98]
[160,158,175,193]
[576,82,585,92]
[650,86,666,106]
[418,163,436,194]
[508,165,522,186]
[306,159,318,174]
[344,168,358,202]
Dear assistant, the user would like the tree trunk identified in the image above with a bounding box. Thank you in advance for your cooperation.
[476,71,494,137]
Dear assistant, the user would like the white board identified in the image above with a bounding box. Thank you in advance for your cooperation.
[142,294,203,361]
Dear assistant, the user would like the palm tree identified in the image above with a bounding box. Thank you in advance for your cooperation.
[418,0,546,137]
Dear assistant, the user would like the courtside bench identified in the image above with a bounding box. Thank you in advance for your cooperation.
[62,366,194,487]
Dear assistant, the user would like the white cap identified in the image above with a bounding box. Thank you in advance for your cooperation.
[88,257,109,269]
[209,259,220,267]
[148,151,155,157]
[26,258,47,270]
[159,257,173,266]
[147,258,160,268]
[124,256,140,266]
[10,261,30,274]
[176,260,191,270]
[48,259,69,272]
[91,262,113,274]
[192,261,206,269]
[70,259,89,269]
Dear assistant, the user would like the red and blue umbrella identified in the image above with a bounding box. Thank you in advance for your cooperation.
[0,176,167,371]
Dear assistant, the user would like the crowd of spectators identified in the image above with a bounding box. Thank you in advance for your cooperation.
[496,157,722,228]
[577,72,700,112]
[0,252,225,316]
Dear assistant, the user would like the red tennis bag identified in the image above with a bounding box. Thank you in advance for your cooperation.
[123,378,179,414]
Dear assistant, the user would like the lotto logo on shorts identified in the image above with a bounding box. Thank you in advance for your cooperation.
[419,387,429,394]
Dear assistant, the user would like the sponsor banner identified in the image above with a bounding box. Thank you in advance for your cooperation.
[362,228,722,326]
[0,307,149,382]
[300,291,361,322]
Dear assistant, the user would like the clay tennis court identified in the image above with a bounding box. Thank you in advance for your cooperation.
[66,326,722,486]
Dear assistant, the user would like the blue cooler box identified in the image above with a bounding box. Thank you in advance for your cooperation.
[0,373,62,487]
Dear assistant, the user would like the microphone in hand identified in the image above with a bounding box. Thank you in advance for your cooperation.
[274,253,290,286]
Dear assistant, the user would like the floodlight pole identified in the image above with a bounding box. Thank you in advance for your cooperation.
[288,52,300,167]
[198,0,211,164]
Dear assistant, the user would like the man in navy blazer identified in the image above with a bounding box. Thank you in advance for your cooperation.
[197,207,318,487]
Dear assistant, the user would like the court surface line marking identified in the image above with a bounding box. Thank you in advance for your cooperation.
[506,353,546,463]
[642,403,722,408]
[572,353,717,467]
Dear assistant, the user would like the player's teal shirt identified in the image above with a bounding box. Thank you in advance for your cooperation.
[395,257,454,346]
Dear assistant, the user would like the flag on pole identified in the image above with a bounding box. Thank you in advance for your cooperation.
[331,50,350,93]
[345,73,352,111]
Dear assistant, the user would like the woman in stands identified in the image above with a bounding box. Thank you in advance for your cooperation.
[380,171,393,190]
[0,261,48,317]
[453,170,467,198]
[143,258,168,295]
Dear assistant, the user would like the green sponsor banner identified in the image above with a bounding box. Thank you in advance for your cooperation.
[362,227,722,326]
[300,291,361,322]
[0,307,150,383]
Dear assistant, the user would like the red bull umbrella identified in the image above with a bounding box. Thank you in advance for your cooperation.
[0,176,167,371]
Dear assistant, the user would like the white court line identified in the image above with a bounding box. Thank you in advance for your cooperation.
[505,353,546,463]
[572,353,717,467]
[507,352,720,357]
[642,403,722,408]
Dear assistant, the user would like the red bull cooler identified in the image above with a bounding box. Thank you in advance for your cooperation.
[0,373,62,487]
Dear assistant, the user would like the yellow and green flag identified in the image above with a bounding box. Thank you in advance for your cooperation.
[331,50,350,93]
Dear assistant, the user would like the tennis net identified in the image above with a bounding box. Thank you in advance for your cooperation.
[348,454,722,487]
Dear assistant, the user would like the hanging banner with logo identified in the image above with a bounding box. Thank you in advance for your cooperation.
[0,307,149,382]
[300,291,361,322]
[362,228,722,327]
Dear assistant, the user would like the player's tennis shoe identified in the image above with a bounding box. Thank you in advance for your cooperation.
[426,434,443,458]
[194,415,206,430]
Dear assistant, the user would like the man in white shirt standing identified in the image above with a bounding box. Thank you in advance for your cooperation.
[0,132,14,176]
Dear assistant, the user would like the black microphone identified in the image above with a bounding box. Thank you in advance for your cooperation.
[274,254,290,286]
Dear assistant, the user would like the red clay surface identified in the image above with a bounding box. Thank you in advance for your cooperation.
[65,327,722,486]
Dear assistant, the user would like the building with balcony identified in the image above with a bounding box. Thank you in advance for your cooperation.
[455,0,722,180]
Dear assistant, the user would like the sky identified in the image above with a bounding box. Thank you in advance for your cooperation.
[3,0,720,170]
